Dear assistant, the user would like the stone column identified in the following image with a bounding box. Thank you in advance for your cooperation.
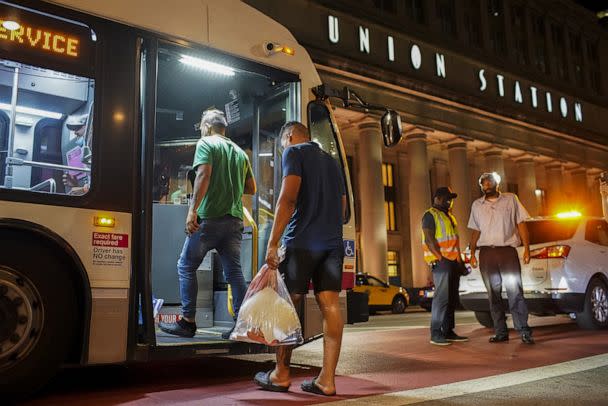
[545,163,564,214]
[398,152,413,288]
[516,157,538,217]
[406,131,431,288]
[357,120,388,280]
[484,149,507,190]
[570,168,589,213]
[432,158,449,191]
[587,169,604,217]
[448,141,471,249]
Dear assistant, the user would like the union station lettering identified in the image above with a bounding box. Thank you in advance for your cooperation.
[327,15,584,123]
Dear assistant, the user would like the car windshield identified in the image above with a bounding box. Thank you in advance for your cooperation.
[368,277,385,287]
[526,219,581,245]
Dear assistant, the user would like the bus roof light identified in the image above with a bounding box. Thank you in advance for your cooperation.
[0,103,63,119]
[179,55,235,77]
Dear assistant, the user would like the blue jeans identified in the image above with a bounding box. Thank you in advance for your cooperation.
[177,215,246,320]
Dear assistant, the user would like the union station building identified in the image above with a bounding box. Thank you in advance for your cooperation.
[247,0,608,289]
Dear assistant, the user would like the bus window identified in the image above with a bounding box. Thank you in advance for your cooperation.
[0,58,95,195]
[149,43,298,338]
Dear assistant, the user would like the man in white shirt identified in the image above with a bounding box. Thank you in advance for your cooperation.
[468,172,534,344]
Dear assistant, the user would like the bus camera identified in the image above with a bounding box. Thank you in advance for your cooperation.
[263,42,295,56]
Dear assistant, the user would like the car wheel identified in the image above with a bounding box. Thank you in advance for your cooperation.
[576,278,608,330]
[0,235,78,401]
[474,311,494,328]
[391,296,407,314]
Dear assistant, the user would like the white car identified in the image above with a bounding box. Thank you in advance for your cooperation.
[459,214,608,330]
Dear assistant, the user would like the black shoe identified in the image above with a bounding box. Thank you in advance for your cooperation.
[159,318,196,338]
[489,334,509,343]
[521,333,535,344]
[221,324,235,340]
[445,331,469,342]
[430,336,452,346]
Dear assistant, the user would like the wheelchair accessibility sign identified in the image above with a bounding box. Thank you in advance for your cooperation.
[344,239,355,258]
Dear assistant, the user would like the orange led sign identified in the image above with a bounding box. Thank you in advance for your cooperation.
[0,20,80,57]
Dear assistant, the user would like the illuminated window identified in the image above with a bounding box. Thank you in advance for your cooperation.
[0,4,95,196]
[0,58,95,196]
[382,162,397,231]
[387,250,400,277]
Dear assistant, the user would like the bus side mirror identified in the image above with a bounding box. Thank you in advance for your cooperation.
[381,110,402,147]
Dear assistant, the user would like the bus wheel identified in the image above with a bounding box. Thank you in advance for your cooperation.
[576,278,608,330]
[391,296,407,314]
[0,239,77,400]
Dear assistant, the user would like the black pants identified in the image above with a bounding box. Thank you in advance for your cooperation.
[430,258,460,338]
[479,246,531,336]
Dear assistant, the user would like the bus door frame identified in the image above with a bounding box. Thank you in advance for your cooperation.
[135,35,159,352]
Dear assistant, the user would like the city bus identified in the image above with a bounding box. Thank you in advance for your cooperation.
[0,0,401,398]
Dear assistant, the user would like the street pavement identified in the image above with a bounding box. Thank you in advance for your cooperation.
[21,308,608,405]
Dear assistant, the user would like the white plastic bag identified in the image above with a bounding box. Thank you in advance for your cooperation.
[230,264,303,346]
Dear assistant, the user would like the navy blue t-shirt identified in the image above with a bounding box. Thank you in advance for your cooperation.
[281,142,346,250]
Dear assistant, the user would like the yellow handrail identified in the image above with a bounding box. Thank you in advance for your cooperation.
[227,206,259,318]
[243,206,259,277]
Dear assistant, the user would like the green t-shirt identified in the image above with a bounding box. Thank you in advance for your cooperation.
[193,134,252,220]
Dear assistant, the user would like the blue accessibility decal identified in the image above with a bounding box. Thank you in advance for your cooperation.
[344,239,355,258]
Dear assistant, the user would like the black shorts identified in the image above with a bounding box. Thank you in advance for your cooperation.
[279,246,344,294]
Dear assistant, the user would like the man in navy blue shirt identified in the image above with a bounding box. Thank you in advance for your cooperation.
[253,121,346,396]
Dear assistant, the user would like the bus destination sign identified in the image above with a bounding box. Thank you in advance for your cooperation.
[0,3,93,73]
[0,18,81,57]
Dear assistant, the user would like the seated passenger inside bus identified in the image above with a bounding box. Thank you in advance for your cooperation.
[63,113,92,195]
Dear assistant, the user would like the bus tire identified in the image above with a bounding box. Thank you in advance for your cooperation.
[576,277,608,330]
[0,234,77,400]
[391,295,407,314]
[474,311,494,328]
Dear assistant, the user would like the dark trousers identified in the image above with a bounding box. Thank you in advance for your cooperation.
[430,258,460,338]
[479,246,531,336]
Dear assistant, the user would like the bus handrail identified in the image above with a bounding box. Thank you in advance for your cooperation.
[242,206,258,278]
[30,178,56,193]
[6,157,91,173]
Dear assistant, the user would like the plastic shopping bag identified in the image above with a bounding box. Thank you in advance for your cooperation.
[230,264,303,346]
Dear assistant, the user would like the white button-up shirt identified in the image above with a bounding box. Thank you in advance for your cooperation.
[467,192,530,247]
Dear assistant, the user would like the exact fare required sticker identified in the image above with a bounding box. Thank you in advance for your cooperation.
[92,232,128,266]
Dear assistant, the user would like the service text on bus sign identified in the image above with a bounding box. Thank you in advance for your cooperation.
[0,20,79,57]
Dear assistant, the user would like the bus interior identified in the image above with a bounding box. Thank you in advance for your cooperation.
[150,42,299,345]
[0,58,95,195]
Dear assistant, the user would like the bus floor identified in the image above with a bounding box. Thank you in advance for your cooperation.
[155,325,232,345]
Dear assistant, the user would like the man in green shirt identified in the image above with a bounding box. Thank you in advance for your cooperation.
[159,108,256,339]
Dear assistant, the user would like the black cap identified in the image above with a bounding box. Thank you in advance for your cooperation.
[434,186,458,199]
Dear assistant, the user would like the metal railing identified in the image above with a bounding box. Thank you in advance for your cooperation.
[29,178,56,193]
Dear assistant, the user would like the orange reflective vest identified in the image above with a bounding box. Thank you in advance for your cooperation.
[422,207,459,264]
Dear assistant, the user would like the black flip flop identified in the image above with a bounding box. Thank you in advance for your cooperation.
[253,370,290,393]
[301,377,336,396]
